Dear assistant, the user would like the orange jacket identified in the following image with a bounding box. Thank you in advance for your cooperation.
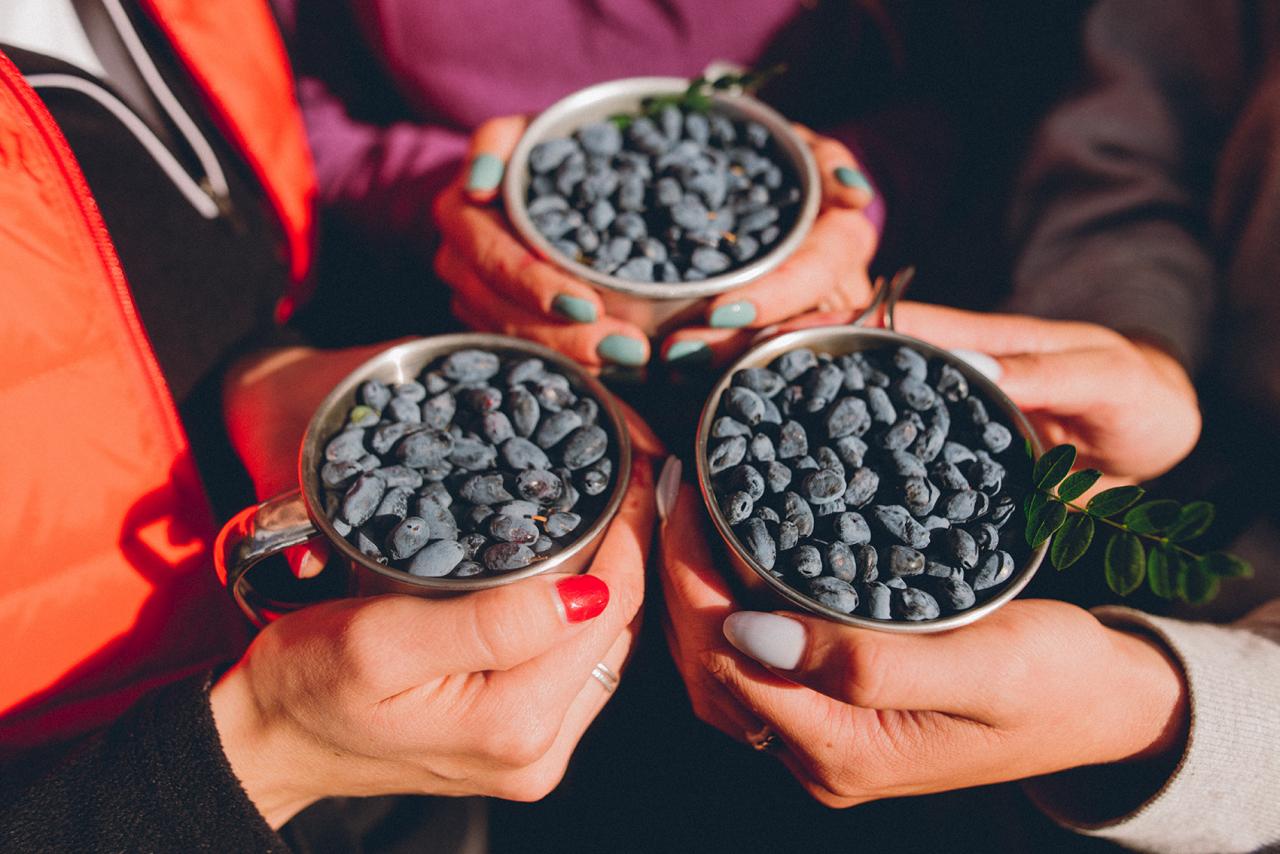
[0,0,315,751]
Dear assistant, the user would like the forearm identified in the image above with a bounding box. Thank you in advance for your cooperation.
[1005,0,1241,371]
[1027,601,1280,854]
[0,673,285,853]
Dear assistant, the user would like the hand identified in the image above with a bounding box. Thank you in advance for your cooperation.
[434,117,652,371]
[658,476,1188,807]
[658,125,878,369]
[212,403,662,827]
[889,303,1201,483]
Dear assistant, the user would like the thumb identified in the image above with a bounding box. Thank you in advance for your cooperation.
[389,573,609,686]
[721,611,993,718]
[464,115,530,204]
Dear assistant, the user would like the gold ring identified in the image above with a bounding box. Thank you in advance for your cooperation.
[591,662,619,694]
[748,725,780,752]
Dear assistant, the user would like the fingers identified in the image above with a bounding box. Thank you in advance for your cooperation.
[371,572,610,690]
[613,398,668,459]
[434,206,605,322]
[659,326,755,370]
[797,125,874,210]
[720,610,1002,718]
[704,208,875,329]
[451,286,650,370]
[463,115,529,203]
[491,452,656,706]
[890,302,1120,356]
[285,542,329,579]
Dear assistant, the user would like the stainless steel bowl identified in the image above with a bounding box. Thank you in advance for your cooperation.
[694,320,1047,634]
[503,76,821,338]
[216,333,632,627]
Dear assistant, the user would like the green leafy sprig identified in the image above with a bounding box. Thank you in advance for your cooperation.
[609,66,787,130]
[1024,444,1252,603]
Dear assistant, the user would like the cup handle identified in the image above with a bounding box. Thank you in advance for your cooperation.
[214,488,324,628]
[851,266,915,332]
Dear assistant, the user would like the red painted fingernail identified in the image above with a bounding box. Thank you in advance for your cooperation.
[556,575,609,623]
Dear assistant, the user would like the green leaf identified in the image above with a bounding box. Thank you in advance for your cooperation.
[1023,490,1048,521]
[1026,499,1068,549]
[1104,533,1145,596]
[1179,560,1221,604]
[1033,445,1076,490]
[1086,485,1145,518]
[608,113,633,131]
[684,76,708,98]
[1166,501,1215,543]
[1050,512,1094,570]
[684,90,712,112]
[1147,548,1174,598]
[1199,551,1254,579]
[1024,437,1035,460]
[1056,468,1102,502]
[1123,500,1182,534]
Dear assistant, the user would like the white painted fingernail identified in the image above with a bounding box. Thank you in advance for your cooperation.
[951,349,1003,382]
[723,611,806,671]
[656,455,682,522]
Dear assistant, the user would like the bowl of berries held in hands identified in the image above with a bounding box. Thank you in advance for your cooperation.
[503,74,821,337]
[216,334,631,626]
[696,322,1047,633]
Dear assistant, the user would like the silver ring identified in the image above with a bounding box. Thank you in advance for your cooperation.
[591,662,619,694]
[748,725,780,752]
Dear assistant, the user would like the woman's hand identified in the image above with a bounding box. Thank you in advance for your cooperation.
[434,117,652,370]
[659,125,878,369]
[212,404,662,827]
[658,476,1188,807]
[757,301,1202,484]
[890,303,1201,483]
[434,118,878,371]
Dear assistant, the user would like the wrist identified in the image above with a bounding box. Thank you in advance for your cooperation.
[1102,627,1189,765]
[210,663,317,828]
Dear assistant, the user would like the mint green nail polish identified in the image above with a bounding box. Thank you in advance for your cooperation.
[709,301,756,329]
[835,166,872,195]
[597,334,647,367]
[664,340,711,366]
[466,153,504,192]
[552,294,597,323]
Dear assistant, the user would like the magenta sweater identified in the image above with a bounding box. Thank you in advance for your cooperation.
[275,0,890,253]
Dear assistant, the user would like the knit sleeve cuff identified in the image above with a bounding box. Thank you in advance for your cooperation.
[126,671,287,852]
[1025,605,1280,854]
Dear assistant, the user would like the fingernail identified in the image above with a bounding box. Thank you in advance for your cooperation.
[723,612,807,670]
[597,334,647,366]
[556,575,609,623]
[709,301,756,329]
[656,456,682,522]
[466,153,504,193]
[552,294,598,323]
[951,349,1003,382]
[663,339,711,367]
[835,166,873,196]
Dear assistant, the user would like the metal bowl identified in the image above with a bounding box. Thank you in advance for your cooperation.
[694,325,1047,634]
[503,76,821,337]
[217,333,632,626]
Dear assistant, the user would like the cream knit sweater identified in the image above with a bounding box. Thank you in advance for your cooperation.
[1028,601,1280,853]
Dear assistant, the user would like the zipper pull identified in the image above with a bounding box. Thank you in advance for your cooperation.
[201,177,247,235]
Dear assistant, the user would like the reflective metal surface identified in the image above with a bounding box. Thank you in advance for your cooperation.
[215,333,633,627]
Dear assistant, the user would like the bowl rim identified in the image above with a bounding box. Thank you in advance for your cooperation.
[299,333,633,590]
[502,75,821,301]
[694,325,1048,633]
